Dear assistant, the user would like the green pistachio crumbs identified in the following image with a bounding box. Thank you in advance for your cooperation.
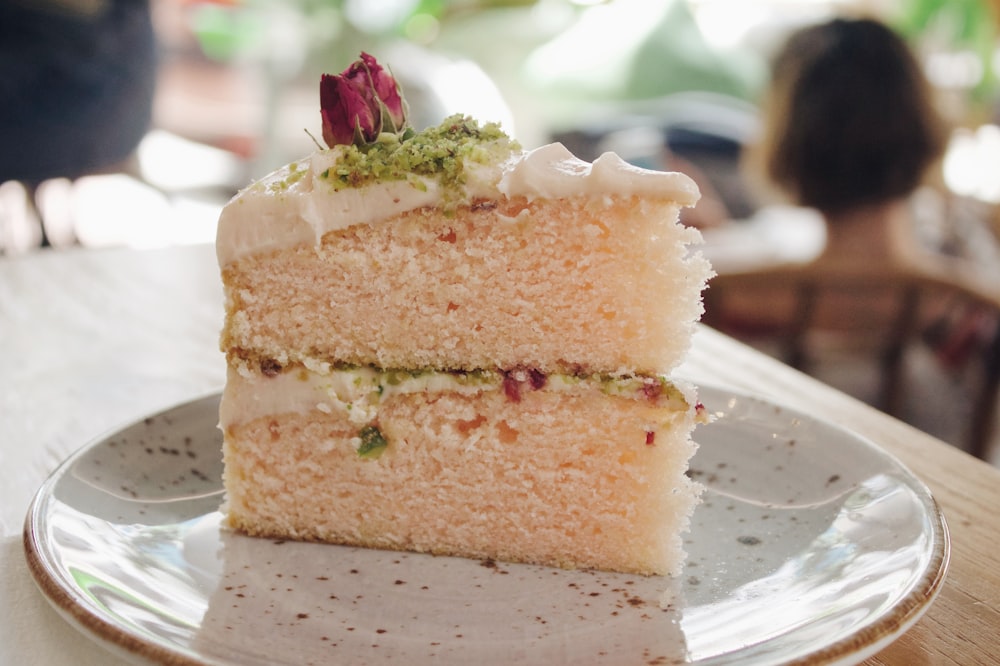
[310,366,683,460]
[318,114,518,199]
[357,424,388,459]
[270,161,306,191]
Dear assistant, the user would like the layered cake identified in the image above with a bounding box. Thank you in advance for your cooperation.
[217,54,713,576]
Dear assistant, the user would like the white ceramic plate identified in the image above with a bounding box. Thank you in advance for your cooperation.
[24,386,949,665]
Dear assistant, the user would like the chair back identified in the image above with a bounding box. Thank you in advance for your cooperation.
[704,261,1000,459]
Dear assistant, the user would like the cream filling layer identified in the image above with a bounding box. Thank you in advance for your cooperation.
[216,142,700,267]
[219,365,692,430]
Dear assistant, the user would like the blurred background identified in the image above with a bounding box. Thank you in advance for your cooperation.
[2,0,1000,461]
[3,0,999,251]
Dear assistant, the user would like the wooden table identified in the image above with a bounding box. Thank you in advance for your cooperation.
[2,243,998,665]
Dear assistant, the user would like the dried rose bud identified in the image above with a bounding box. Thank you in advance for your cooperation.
[320,52,409,149]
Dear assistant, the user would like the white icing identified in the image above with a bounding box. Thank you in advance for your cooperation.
[497,144,701,204]
[216,142,700,267]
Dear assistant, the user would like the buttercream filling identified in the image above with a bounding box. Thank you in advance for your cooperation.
[219,365,693,430]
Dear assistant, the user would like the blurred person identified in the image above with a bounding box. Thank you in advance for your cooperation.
[712,15,949,338]
[704,16,988,430]
[754,16,947,266]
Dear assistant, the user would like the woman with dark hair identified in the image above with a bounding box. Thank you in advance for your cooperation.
[704,17,996,440]
[717,15,951,298]
[755,16,946,253]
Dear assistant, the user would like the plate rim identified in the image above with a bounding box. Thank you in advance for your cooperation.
[696,388,951,666]
[23,391,225,666]
[22,386,951,666]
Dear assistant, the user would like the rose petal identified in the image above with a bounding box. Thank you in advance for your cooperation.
[320,74,355,147]
[360,52,407,132]
[320,72,379,147]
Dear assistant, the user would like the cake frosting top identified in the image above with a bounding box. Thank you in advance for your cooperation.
[216,122,699,266]
[215,53,700,267]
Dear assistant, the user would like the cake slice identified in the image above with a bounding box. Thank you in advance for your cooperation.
[216,53,712,576]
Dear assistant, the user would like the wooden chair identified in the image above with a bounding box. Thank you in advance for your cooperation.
[703,261,1000,459]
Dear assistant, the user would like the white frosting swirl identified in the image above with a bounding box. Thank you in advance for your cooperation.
[498,143,700,203]
[216,142,699,267]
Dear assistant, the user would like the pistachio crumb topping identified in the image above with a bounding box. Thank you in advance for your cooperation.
[267,161,307,193]
[317,114,518,202]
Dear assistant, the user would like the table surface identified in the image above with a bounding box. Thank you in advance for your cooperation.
[3,242,999,665]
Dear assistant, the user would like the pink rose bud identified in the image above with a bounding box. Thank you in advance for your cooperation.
[320,53,409,149]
